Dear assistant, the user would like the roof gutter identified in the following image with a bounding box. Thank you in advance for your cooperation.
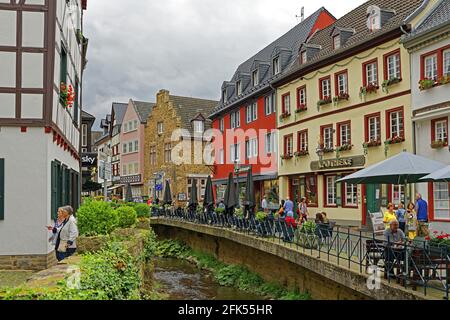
[403,0,430,24]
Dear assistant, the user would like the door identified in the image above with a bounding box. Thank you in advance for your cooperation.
[365,184,381,227]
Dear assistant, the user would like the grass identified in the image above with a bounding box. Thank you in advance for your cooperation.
[0,271,34,289]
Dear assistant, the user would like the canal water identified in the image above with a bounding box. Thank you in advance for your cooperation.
[153,258,266,300]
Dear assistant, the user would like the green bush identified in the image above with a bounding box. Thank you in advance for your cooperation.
[77,201,119,236]
[115,206,137,228]
[143,228,158,261]
[134,203,150,218]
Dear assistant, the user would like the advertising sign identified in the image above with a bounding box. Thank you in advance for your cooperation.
[81,153,97,168]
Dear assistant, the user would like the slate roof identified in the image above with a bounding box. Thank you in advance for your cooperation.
[131,100,156,124]
[169,95,218,132]
[112,102,128,125]
[274,0,425,85]
[404,0,450,40]
[210,7,333,118]
[81,110,95,120]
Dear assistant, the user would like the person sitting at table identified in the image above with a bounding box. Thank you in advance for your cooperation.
[384,203,397,230]
[384,220,406,278]
[384,220,406,244]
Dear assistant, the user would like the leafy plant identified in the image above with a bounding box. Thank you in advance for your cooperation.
[382,77,401,93]
[77,201,119,236]
[431,140,447,149]
[300,221,317,234]
[256,211,267,222]
[234,208,244,218]
[133,203,150,218]
[419,78,436,91]
[115,206,138,229]
[215,207,225,215]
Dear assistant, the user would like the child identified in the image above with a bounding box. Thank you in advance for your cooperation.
[406,202,418,240]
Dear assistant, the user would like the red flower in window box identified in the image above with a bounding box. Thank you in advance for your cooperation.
[431,140,448,149]
[419,78,437,91]
[281,154,293,160]
[296,104,307,113]
[279,112,291,120]
[317,96,332,107]
[385,136,405,145]
[334,93,350,101]
[359,84,379,99]
[60,82,75,108]
[364,140,382,148]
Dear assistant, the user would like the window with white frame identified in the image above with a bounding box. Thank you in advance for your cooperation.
[298,131,308,152]
[231,110,240,129]
[236,80,242,96]
[252,69,259,87]
[424,54,438,81]
[230,144,240,163]
[387,52,401,80]
[434,182,450,221]
[219,118,225,132]
[223,89,228,103]
[284,135,293,156]
[298,86,306,108]
[366,62,378,86]
[333,35,340,49]
[193,120,204,134]
[321,78,331,99]
[301,51,307,64]
[122,164,127,176]
[265,93,276,115]
[389,110,404,139]
[134,140,139,152]
[273,56,280,75]
[81,124,87,147]
[368,115,381,142]
[435,119,448,142]
[246,105,252,123]
[252,102,257,121]
[282,94,291,114]
[265,132,277,154]
[157,122,164,135]
[323,126,334,149]
[339,122,351,145]
[218,148,224,164]
[392,185,405,205]
[337,72,348,95]
[345,183,358,207]
[444,50,450,76]
[246,138,258,159]
[326,176,337,206]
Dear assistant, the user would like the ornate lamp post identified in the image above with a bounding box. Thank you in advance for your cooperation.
[316,144,324,162]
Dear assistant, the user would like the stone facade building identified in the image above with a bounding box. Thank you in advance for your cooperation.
[144,90,217,206]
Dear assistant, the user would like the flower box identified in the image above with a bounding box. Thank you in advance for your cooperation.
[364,140,382,148]
[336,144,353,152]
[279,112,291,120]
[431,140,447,149]
[382,77,402,93]
[296,105,307,113]
[419,78,437,91]
[317,97,332,107]
[281,154,293,160]
[385,136,405,145]
[438,75,450,85]
[333,93,350,103]
[359,84,379,99]
[323,147,335,154]
[295,150,309,157]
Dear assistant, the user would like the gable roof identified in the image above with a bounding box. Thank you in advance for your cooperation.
[210,7,335,118]
[403,0,450,42]
[131,100,156,124]
[81,110,95,120]
[112,102,128,125]
[273,0,426,86]
[169,95,218,132]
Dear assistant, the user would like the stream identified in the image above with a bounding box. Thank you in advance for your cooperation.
[153,258,266,300]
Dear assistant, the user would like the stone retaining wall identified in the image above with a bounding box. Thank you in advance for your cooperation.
[0,252,57,271]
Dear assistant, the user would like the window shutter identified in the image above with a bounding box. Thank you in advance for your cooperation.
[51,161,58,220]
[0,159,4,220]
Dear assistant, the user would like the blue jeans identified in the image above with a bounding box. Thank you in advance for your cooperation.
[56,248,76,262]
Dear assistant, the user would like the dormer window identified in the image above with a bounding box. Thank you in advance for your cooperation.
[252,69,259,87]
[301,51,307,64]
[333,35,341,50]
[273,56,281,75]
[193,120,204,134]
[236,80,242,96]
[223,89,228,103]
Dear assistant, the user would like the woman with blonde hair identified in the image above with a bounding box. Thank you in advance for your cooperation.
[406,202,418,240]
[384,203,397,230]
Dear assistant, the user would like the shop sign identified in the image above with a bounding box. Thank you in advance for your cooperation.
[120,174,142,184]
[81,153,97,168]
[311,156,365,171]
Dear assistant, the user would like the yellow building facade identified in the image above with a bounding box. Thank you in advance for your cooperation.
[273,0,428,227]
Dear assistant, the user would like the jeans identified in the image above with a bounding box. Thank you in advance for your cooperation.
[56,248,76,262]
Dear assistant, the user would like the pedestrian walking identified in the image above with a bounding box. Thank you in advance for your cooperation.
[415,193,429,237]
[396,202,406,233]
[55,206,79,262]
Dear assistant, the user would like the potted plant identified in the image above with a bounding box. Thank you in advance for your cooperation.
[296,104,307,113]
[438,75,450,85]
[60,82,75,108]
[333,93,350,106]
[335,144,353,158]
[234,207,244,218]
[295,221,318,249]
[419,78,436,91]
[426,231,450,256]
[317,96,332,108]
[215,207,225,215]
[359,84,379,100]
[431,140,447,149]
[385,136,405,145]
[382,77,402,93]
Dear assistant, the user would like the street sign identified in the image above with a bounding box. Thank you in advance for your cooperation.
[156,184,163,191]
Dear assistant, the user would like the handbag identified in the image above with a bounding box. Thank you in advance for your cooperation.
[57,240,68,253]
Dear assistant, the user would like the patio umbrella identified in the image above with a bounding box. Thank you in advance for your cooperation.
[420,165,450,183]
[163,180,172,205]
[125,183,133,203]
[223,173,238,209]
[243,170,256,208]
[189,179,198,207]
[203,176,214,208]
[337,152,446,185]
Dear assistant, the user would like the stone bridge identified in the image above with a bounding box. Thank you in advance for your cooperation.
[150,218,434,300]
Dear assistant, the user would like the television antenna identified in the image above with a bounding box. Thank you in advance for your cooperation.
[296,6,305,22]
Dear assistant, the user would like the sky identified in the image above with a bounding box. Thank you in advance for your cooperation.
[82,0,367,129]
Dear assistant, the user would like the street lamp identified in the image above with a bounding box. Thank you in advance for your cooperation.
[316,144,324,162]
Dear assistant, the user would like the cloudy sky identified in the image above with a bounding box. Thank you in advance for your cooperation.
[83,0,367,128]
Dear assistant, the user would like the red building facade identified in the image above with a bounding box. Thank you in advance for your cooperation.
[210,8,336,208]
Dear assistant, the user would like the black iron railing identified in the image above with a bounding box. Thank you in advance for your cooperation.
[152,208,449,300]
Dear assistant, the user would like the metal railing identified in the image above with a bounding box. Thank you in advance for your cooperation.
[152,208,449,300]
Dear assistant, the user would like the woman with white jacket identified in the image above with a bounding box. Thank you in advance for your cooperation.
[55,206,79,262]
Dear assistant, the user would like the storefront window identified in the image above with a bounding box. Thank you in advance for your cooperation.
[391,184,405,205]
[345,183,358,207]
[263,180,279,208]
[326,176,337,206]
[434,182,450,221]
[305,175,318,207]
